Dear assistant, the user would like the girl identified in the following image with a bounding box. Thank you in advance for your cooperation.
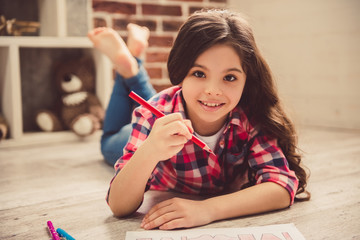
[103,9,310,230]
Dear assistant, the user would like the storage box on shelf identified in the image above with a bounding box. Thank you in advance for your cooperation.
[0,0,112,147]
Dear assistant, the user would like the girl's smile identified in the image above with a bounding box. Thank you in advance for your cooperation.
[198,100,225,111]
[181,44,246,136]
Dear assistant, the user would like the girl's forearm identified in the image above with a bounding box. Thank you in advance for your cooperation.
[108,145,158,217]
[204,182,291,222]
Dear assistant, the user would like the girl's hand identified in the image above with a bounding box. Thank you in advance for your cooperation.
[141,197,212,230]
[141,113,193,162]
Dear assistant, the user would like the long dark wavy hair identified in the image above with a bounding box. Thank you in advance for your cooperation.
[167,9,310,201]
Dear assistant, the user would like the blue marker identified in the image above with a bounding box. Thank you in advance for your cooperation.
[56,228,75,240]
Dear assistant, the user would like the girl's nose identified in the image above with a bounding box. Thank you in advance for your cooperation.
[204,80,222,96]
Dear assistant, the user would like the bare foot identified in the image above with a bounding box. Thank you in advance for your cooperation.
[127,23,150,58]
[88,27,138,78]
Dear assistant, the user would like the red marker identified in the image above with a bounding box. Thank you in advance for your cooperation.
[129,91,210,151]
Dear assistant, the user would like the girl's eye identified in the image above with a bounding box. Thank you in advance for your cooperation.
[224,74,237,82]
[193,71,206,78]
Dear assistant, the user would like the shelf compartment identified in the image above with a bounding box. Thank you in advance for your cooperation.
[20,47,94,133]
[0,42,112,141]
[0,0,90,37]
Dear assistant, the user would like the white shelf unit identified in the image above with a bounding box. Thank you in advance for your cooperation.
[0,0,113,147]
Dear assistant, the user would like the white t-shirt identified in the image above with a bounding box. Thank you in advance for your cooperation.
[195,125,226,152]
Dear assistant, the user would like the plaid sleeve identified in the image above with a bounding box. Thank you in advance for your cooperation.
[106,107,155,203]
[114,107,154,172]
[247,131,299,205]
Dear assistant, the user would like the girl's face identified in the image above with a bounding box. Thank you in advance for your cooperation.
[181,44,246,136]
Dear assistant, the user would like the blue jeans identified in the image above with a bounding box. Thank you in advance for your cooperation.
[101,60,156,166]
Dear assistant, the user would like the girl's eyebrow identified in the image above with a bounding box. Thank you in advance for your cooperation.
[193,63,208,70]
[227,68,243,74]
[192,63,243,73]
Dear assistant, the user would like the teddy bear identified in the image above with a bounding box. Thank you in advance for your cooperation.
[35,56,104,137]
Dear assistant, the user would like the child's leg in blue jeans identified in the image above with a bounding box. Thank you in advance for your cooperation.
[101,61,155,166]
[88,24,155,165]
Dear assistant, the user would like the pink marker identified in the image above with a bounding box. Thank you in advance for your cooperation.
[129,91,210,151]
[47,221,61,240]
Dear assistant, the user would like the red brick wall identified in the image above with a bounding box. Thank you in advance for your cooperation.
[92,0,228,92]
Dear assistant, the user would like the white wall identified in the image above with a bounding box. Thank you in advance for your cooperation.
[228,0,360,130]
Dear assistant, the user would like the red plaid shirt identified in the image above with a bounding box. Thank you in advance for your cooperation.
[111,86,299,204]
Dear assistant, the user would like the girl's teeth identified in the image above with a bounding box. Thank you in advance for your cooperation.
[202,102,220,107]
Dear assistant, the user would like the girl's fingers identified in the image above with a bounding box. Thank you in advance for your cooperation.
[154,113,193,140]
[142,198,210,230]
[143,199,173,221]
[154,116,192,143]
[158,217,186,230]
[143,211,182,230]
[158,123,189,147]
[155,112,183,126]
[163,120,192,139]
[142,201,183,230]
[182,119,194,134]
[168,136,189,147]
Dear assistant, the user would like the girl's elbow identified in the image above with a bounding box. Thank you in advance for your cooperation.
[278,196,291,209]
[109,203,134,217]
[268,182,292,209]
[112,209,129,218]
[108,198,141,217]
[276,188,292,209]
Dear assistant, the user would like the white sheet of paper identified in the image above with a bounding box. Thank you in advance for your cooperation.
[125,223,306,240]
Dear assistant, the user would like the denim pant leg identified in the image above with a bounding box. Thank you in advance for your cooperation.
[123,63,156,101]
[101,60,156,166]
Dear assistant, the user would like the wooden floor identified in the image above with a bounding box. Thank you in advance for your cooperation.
[0,126,359,239]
